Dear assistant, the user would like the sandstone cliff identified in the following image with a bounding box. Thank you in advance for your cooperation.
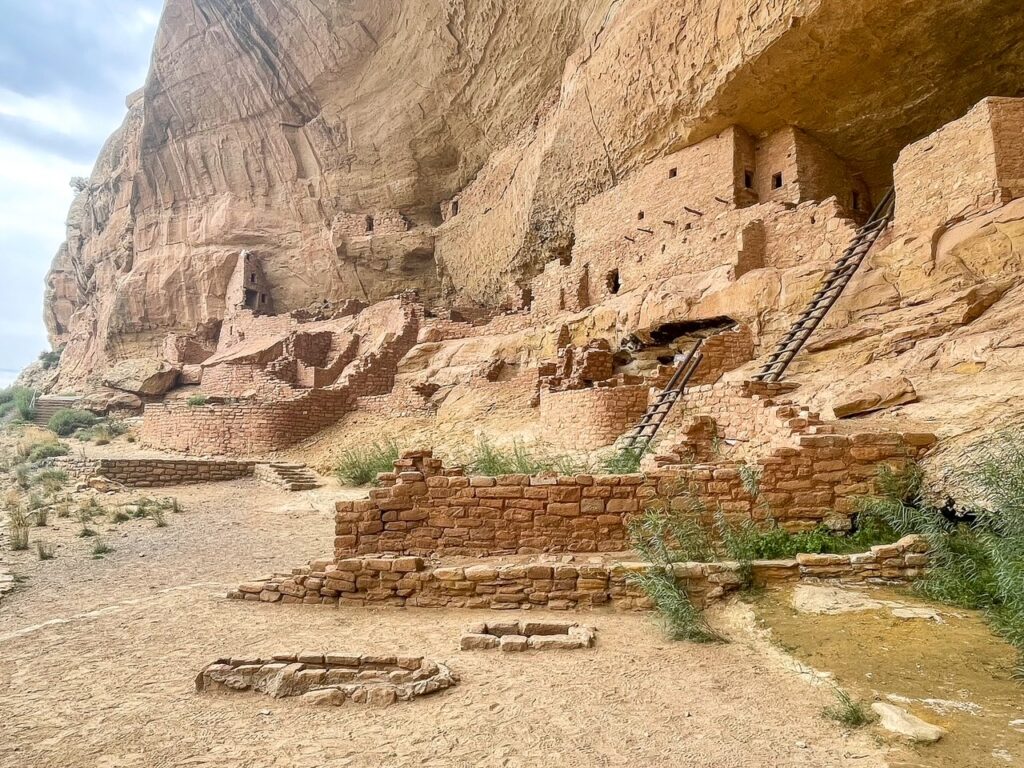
[46,0,1024,390]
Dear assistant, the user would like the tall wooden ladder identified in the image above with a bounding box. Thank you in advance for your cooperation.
[622,338,705,455]
[753,189,896,383]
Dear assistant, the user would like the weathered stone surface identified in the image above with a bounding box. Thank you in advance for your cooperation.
[831,377,919,419]
[871,703,946,743]
[102,358,180,397]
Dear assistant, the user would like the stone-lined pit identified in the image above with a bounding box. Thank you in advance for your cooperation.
[195,652,457,707]
[460,619,596,652]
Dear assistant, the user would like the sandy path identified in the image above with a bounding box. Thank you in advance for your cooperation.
[0,480,886,768]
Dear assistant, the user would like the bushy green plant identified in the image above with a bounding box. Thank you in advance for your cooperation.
[38,347,63,369]
[35,468,68,496]
[628,567,722,642]
[12,388,36,421]
[48,409,98,437]
[13,464,31,490]
[28,442,69,463]
[186,395,209,407]
[335,440,401,486]
[858,445,1024,677]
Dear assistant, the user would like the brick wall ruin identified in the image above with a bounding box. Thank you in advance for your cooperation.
[334,427,934,558]
[95,458,257,487]
[230,535,929,611]
[140,301,420,455]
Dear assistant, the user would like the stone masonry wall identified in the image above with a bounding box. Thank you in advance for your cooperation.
[230,534,929,612]
[95,458,256,487]
[538,385,649,450]
[335,430,934,558]
[894,97,1024,233]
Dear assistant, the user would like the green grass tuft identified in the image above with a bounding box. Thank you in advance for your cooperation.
[335,440,401,486]
[823,688,876,728]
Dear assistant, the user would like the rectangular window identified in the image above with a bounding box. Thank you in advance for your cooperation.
[669,168,678,179]
[744,170,754,189]
[772,172,784,190]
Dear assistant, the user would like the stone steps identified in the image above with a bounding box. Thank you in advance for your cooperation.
[255,462,321,491]
[31,396,82,427]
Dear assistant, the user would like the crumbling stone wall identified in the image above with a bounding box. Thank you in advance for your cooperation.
[141,303,420,455]
[335,431,934,557]
[230,535,929,611]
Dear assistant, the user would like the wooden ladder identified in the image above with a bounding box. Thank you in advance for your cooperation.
[753,189,896,383]
[622,338,705,455]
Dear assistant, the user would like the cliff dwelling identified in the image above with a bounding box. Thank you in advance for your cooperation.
[7,2,1024,766]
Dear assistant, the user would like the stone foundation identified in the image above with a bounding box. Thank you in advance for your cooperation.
[460,619,596,651]
[228,534,928,612]
[196,652,457,707]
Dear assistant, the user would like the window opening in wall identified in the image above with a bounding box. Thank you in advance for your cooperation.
[637,211,645,221]
[244,289,258,310]
[606,269,621,295]
[744,170,754,189]
[365,215,375,233]
[771,172,784,190]
[451,200,459,217]
[260,293,267,304]
[669,168,678,179]
[851,191,861,210]
[250,272,257,283]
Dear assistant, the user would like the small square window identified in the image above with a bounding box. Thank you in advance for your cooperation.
[771,172,784,190]
[637,211,645,221]
[668,168,678,179]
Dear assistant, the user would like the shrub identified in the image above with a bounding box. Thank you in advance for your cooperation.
[335,440,401,486]
[7,506,30,551]
[823,688,875,728]
[186,395,209,407]
[13,465,31,490]
[38,349,61,369]
[35,541,55,561]
[28,443,69,463]
[626,499,722,643]
[13,388,36,421]
[858,443,1024,677]
[35,468,68,496]
[91,539,114,557]
[48,409,98,437]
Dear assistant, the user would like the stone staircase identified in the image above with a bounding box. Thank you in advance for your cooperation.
[32,396,82,428]
[255,462,321,491]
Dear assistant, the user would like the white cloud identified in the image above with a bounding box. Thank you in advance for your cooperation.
[0,87,94,138]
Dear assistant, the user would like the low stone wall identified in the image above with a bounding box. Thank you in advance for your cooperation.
[538,385,650,450]
[228,534,929,611]
[95,458,256,487]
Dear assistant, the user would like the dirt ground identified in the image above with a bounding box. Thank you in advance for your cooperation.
[0,479,892,768]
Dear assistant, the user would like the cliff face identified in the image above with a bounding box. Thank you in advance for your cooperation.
[44,0,1024,389]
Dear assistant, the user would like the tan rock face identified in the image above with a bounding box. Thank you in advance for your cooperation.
[43,0,1024,393]
[102,359,180,397]
[831,377,919,419]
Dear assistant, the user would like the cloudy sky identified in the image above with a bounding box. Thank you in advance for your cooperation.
[0,0,164,386]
